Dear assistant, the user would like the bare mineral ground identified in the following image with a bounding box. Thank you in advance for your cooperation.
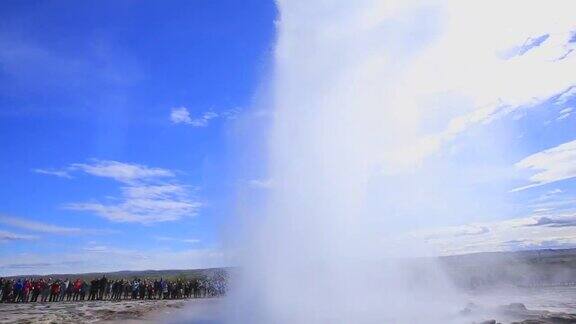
[0,299,187,324]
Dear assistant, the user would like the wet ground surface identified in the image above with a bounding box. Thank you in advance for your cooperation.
[465,286,576,314]
[1,288,575,324]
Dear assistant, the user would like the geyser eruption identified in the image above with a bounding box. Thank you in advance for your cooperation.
[228,1,459,323]
[226,0,575,323]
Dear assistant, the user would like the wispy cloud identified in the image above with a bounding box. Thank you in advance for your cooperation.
[0,245,226,276]
[35,159,174,185]
[248,178,274,189]
[0,230,37,243]
[71,160,174,184]
[372,7,576,173]
[512,139,576,192]
[407,212,576,255]
[527,216,576,228]
[0,214,114,235]
[169,107,239,127]
[557,107,573,121]
[33,168,73,178]
[37,160,201,224]
[498,34,550,59]
[154,236,200,244]
[556,86,576,105]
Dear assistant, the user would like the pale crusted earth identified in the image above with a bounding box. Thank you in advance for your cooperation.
[1,290,576,324]
[0,299,186,324]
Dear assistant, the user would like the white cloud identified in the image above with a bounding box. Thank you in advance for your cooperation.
[35,159,174,185]
[0,230,37,243]
[512,139,576,191]
[406,211,576,256]
[0,245,226,276]
[556,86,576,105]
[37,160,201,224]
[122,184,189,199]
[65,193,201,223]
[154,236,200,244]
[170,107,218,127]
[248,178,274,189]
[0,214,115,235]
[70,159,174,184]
[190,111,219,127]
[360,1,576,172]
[170,106,240,127]
[170,107,193,124]
[33,168,72,178]
[557,107,573,121]
[220,107,241,120]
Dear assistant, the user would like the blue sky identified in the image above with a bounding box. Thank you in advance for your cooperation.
[1,0,576,276]
[0,0,276,275]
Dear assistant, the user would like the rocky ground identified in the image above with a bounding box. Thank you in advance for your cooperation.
[0,299,187,324]
[1,297,575,323]
[464,303,576,324]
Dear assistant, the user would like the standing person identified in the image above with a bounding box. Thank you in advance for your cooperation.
[110,280,117,301]
[13,279,23,302]
[116,280,124,300]
[106,279,112,300]
[88,279,97,300]
[72,279,81,301]
[2,279,11,302]
[176,280,183,299]
[124,280,130,300]
[60,278,69,301]
[98,276,108,300]
[155,279,161,299]
[65,279,74,301]
[30,279,42,302]
[41,279,51,302]
[131,279,139,300]
[185,280,190,298]
[161,279,168,300]
[153,280,158,299]
[80,280,89,301]
[147,280,154,299]
[22,279,31,302]
[49,280,60,302]
[192,279,199,298]
[139,279,146,300]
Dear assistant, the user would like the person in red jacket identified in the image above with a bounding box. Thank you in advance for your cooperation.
[49,280,60,302]
[30,279,42,302]
[73,279,83,301]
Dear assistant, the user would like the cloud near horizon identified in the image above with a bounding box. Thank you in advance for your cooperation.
[0,245,226,277]
[408,212,576,256]
[512,139,576,192]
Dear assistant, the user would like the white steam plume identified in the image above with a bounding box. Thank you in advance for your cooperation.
[225,0,576,323]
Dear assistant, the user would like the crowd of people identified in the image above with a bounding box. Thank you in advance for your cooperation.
[0,272,227,303]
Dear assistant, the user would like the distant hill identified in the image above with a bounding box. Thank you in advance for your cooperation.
[440,248,576,289]
[5,267,234,281]
[5,248,576,290]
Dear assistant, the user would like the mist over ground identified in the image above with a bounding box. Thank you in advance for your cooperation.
[225,1,576,323]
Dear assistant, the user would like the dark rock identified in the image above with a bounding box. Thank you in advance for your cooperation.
[477,320,496,324]
[507,303,528,312]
